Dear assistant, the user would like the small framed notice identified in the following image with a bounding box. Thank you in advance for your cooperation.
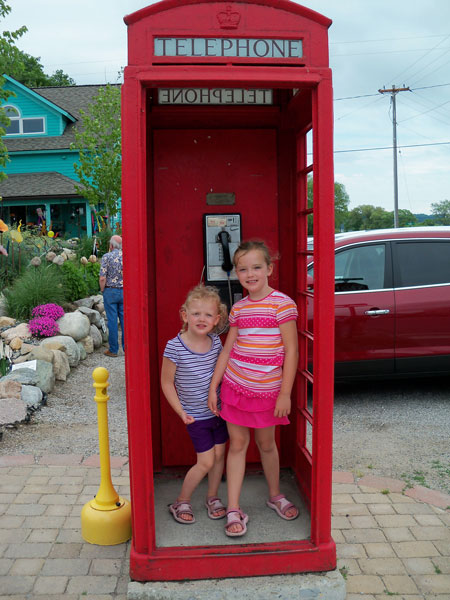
[12,359,37,371]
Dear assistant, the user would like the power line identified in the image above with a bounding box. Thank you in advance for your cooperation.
[334,82,450,101]
[335,141,450,153]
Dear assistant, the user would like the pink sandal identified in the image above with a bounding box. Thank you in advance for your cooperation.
[205,496,226,519]
[169,501,196,524]
[266,494,299,521]
[224,508,249,537]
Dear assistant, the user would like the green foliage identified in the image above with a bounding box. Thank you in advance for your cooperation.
[71,85,122,217]
[344,204,393,231]
[3,264,66,320]
[85,262,100,295]
[74,230,111,260]
[0,1,27,178]
[61,260,88,301]
[307,176,350,234]
[61,260,100,301]
[431,199,450,225]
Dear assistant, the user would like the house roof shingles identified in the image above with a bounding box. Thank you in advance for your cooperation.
[0,172,80,199]
[4,84,120,152]
[1,83,119,199]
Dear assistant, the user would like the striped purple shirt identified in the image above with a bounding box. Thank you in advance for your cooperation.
[163,334,222,420]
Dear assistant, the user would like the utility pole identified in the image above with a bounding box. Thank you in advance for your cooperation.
[378,85,410,228]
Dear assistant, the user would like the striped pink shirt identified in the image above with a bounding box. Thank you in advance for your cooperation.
[223,290,298,399]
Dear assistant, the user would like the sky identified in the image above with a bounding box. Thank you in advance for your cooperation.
[2,0,450,216]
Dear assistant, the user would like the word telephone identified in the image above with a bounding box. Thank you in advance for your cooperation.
[203,213,242,311]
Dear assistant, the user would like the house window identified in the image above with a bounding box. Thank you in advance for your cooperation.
[4,105,45,135]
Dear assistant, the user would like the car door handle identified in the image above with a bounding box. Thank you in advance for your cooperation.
[365,309,390,315]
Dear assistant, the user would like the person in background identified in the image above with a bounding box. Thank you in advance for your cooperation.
[99,235,124,357]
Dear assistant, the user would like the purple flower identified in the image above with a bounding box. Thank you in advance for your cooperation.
[28,317,60,338]
[31,303,65,321]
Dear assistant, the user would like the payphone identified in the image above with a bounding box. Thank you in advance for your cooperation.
[203,213,242,311]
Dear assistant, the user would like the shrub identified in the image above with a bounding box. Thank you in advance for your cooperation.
[85,262,101,295]
[3,265,67,320]
[31,303,65,321]
[61,260,88,301]
[28,316,60,337]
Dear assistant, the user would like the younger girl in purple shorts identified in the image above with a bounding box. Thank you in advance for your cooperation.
[161,285,229,524]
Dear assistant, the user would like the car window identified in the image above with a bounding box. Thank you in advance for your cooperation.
[394,241,450,287]
[334,243,386,292]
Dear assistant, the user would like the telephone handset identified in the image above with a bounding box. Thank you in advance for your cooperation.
[203,214,242,311]
[217,230,233,274]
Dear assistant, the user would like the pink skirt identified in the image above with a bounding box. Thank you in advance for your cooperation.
[220,380,290,429]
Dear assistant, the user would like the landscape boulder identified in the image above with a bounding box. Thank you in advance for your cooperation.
[90,324,103,349]
[0,316,16,328]
[77,306,103,327]
[21,385,43,409]
[0,397,27,426]
[1,323,31,343]
[78,335,94,354]
[0,379,22,399]
[56,312,90,341]
[40,335,81,367]
[2,360,55,394]
[50,349,71,382]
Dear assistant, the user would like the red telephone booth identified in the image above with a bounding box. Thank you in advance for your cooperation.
[122,0,335,582]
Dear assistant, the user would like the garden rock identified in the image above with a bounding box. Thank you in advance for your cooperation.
[21,385,43,409]
[90,324,103,349]
[40,336,80,367]
[1,323,31,343]
[0,379,22,399]
[56,312,90,341]
[77,306,103,327]
[2,360,55,394]
[0,396,27,426]
[38,340,65,353]
[74,297,95,309]
[14,346,54,365]
[78,335,94,354]
[0,316,16,328]
[20,343,36,355]
[77,342,87,360]
[9,337,23,351]
[50,350,71,381]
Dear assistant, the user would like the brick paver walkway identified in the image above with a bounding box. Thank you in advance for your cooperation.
[0,455,449,599]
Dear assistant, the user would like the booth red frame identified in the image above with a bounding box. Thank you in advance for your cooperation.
[122,0,335,581]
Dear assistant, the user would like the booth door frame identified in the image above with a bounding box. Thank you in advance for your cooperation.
[122,67,335,580]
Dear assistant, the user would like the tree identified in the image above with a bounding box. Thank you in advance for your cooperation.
[0,1,27,180]
[431,199,450,225]
[345,204,393,231]
[71,85,122,218]
[307,176,350,234]
[397,209,418,227]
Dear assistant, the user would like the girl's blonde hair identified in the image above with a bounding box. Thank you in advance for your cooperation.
[180,285,228,333]
[233,239,274,267]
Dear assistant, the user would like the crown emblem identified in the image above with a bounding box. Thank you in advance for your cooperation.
[217,5,241,29]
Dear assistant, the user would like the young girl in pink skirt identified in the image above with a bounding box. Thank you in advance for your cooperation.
[208,240,299,536]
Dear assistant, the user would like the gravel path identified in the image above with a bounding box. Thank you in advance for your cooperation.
[1,350,449,496]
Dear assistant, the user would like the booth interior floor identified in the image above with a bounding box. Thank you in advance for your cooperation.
[154,470,310,547]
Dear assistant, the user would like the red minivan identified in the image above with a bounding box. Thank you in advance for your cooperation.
[307,227,450,379]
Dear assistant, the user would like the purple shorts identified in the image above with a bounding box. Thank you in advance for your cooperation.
[186,416,229,453]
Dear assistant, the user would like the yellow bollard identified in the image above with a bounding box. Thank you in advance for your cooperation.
[81,367,132,545]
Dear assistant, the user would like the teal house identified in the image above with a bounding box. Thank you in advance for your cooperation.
[0,75,119,238]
